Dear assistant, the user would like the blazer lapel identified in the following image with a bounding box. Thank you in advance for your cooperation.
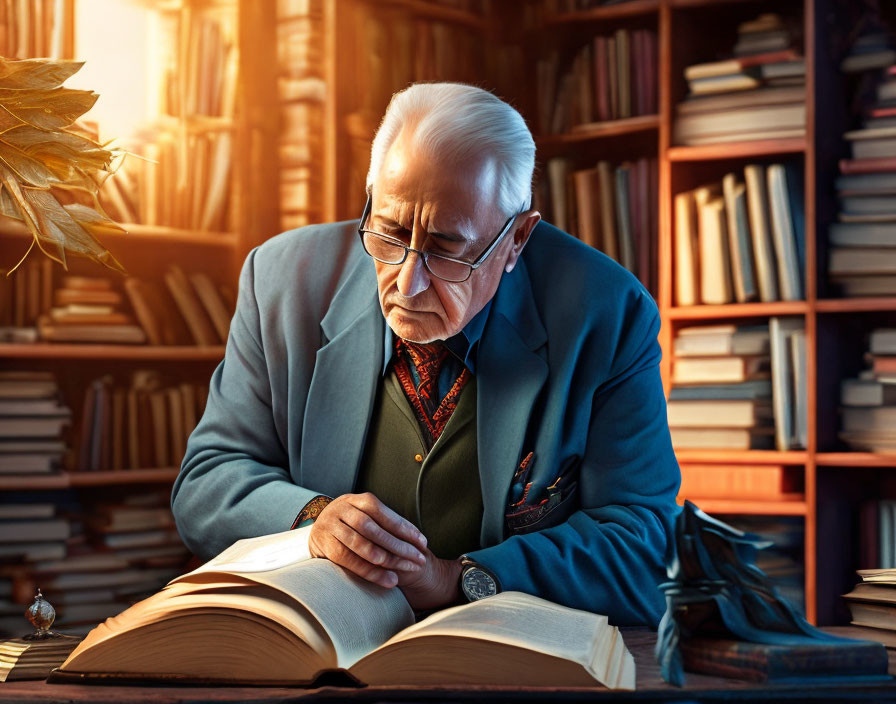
[299,252,384,500]
[476,257,548,548]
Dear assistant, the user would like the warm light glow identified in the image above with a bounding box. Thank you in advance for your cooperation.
[66,0,153,145]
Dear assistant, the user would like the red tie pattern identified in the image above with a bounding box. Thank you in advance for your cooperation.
[393,337,470,448]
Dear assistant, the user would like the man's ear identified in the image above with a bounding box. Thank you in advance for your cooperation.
[504,210,541,273]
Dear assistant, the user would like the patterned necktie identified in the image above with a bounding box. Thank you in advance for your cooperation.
[394,337,470,447]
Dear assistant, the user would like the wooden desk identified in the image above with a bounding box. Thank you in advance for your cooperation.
[2,627,895,703]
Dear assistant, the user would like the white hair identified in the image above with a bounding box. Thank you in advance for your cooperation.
[365,82,535,217]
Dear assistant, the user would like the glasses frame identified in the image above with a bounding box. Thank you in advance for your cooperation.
[357,193,518,283]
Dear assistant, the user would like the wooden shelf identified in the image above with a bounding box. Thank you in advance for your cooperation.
[0,468,180,490]
[368,0,489,28]
[0,344,225,361]
[678,496,808,516]
[816,453,896,467]
[816,298,896,313]
[536,115,660,151]
[669,0,769,8]
[675,450,809,465]
[543,0,660,25]
[668,301,809,320]
[667,137,807,162]
[0,216,237,248]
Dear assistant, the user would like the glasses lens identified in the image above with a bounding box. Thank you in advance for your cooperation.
[363,232,406,264]
[427,255,472,282]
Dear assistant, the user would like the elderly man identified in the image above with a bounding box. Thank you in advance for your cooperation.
[171,82,681,627]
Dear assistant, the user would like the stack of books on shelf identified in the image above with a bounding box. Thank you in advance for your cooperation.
[673,13,805,146]
[5,267,234,347]
[536,28,657,135]
[668,324,773,451]
[839,328,896,452]
[76,370,208,472]
[277,0,325,230]
[727,515,805,612]
[841,30,896,74]
[0,490,190,638]
[843,568,896,648]
[829,64,896,296]
[540,157,657,292]
[38,275,145,345]
[668,318,806,451]
[0,372,70,477]
[674,162,804,305]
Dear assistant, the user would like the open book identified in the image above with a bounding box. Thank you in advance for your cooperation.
[48,528,635,689]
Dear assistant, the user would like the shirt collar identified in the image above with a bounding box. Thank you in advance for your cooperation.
[382,297,493,376]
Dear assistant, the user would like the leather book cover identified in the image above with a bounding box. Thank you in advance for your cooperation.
[680,636,890,683]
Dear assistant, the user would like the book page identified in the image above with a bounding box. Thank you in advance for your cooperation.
[237,558,415,669]
[366,591,633,688]
[167,526,313,585]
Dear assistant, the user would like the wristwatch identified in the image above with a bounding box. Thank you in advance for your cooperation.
[459,555,501,601]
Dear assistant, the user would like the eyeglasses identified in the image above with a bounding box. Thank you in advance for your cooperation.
[357,193,517,283]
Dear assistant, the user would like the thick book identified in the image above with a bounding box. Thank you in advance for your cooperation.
[679,636,888,683]
[698,196,733,305]
[674,190,699,306]
[49,529,636,689]
[722,174,759,303]
[744,164,780,301]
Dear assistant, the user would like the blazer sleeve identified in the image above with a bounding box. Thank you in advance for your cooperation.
[463,290,682,627]
[170,246,321,561]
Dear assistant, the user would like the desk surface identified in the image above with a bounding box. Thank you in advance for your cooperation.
[2,627,896,704]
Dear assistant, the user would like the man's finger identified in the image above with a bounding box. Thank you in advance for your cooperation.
[326,528,398,588]
[341,510,426,565]
[350,493,428,552]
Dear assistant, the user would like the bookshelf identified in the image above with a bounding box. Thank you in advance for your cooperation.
[3,0,891,636]
[519,0,896,626]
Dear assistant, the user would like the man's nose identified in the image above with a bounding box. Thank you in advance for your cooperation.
[396,250,430,297]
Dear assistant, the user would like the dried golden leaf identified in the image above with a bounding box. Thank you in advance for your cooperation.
[0,87,99,132]
[0,57,128,275]
[0,58,85,90]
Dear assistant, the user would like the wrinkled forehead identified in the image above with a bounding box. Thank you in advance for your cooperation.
[372,129,503,237]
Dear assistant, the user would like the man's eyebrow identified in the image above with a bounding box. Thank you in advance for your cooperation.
[373,214,468,243]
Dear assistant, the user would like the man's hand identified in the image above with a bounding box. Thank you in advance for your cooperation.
[394,548,464,612]
[308,492,428,588]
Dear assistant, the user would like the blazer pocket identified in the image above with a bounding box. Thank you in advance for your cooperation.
[504,479,579,536]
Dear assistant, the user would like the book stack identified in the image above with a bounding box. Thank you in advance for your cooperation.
[0,372,70,476]
[843,568,896,648]
[669,318,806,451]
[674,162,804,305]
[726,515,805,612]
[76,370,208,472]
[0,491,189,639]
[841,30,896,74]
[668,324,774,450]
[536,28,657,135]
[828,64,896,296]
[0,502,72,636]
[17,267,234,348]
[673,13,805,146]
[38,275,146,345]
[839,328,896,452]
[540,157,657,292]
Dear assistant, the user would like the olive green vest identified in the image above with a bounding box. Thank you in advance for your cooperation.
[354,372,483,559]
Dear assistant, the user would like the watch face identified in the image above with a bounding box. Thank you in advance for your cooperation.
[462,566,497,601]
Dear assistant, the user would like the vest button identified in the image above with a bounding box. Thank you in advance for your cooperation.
[414,453,423,463]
